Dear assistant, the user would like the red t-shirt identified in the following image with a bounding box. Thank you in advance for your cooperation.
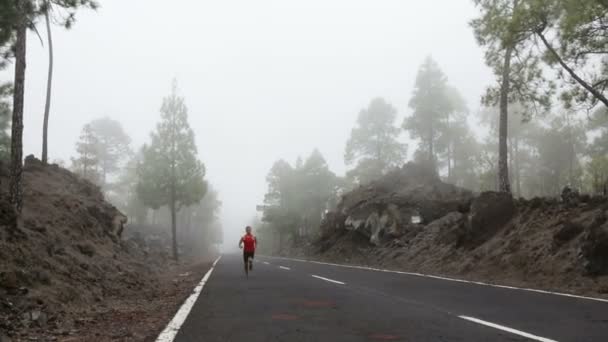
[241,234,256,252]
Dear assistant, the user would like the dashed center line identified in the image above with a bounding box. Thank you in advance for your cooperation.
[312,275,346,285]
[459,316,558,342]
[279,266,291,270]
[263,262,270,265]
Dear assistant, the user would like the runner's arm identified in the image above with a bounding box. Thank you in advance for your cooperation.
[238,236,243,249]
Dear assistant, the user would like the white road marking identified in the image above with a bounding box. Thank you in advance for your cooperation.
[267,256,608,304]
[263,261,270,265]
[279,266,291,270]
[459,316,558,342]
[312,275,345,285]
[156,256,222,342]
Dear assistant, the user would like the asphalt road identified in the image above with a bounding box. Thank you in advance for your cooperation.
[172,254,608,342]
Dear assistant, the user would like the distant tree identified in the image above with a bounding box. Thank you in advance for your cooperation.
[446,121,481,189]
[189,185,223,248]
[585,155,608,195]
[110,151,147,225]
[71,123,100,183]
[479,105,542,197]
[530,113,586,195]
[471,0,553,193]
[137,81,207,261]
[404,57,452,171]
[261,150,340,245]
[88,117,131,188]
[0,84,11,161]
[298,149,337,236]
[345,98,406,184]
[262,159,299,249]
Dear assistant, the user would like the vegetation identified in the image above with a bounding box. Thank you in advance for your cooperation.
[137,81,207,260]
[261,149,340,250]
[345,98,406,184]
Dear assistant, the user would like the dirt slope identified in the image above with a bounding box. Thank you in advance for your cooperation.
[0,156,205,341]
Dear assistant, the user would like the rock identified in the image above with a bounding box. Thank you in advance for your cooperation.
[76,243,96,257]
[553,221,584,245]
[0,271,19,290]
[554,209,605,247]
[468,191,515,244]
[580,222,608,276]
[425,212,466,245]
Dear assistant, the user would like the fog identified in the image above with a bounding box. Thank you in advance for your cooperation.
[8,0,493,245]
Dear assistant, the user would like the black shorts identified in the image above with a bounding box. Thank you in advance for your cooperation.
[243,251,255,263]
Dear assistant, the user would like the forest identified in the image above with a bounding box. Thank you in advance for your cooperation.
[256,0,608,248]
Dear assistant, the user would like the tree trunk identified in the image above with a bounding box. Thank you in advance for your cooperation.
[10,20,27,215]
[170,186,178,261]
[429,122,436,173]
[447,143,453,183]
[42,3,53,164]
[513,137,521,198]
[498,46,513,193]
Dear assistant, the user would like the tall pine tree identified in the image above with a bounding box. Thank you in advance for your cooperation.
[404,57,452,172]
[471,0,552,193]
[137,81,207,261]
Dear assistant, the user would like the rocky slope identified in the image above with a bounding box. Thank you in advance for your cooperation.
[297,163,608,297]
[0,156,203,340]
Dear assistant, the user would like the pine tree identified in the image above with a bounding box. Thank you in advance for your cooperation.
[404,57,452,172]
[137,81,207,261]
[88,117,131,189]
[345,98,406,184]
[471,0,552,193]
[71,124,100,183]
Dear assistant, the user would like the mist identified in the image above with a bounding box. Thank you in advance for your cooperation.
[7,0,493,247]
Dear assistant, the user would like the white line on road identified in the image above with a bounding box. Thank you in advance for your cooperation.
[267,256,608,304]
[279,266,291,270]
[263,262,270,265]
[156,256,222,342]
[312,275,345,285]
[459,316,558,342]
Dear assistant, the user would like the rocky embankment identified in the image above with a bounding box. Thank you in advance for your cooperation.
[0,157,210,341]
[297,163,608,297]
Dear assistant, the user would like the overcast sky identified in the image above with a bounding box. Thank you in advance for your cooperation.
[3,0,494,244]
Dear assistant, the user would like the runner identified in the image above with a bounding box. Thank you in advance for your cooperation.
[239,226,257,275]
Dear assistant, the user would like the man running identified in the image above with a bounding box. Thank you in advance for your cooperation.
[239,226,257,272]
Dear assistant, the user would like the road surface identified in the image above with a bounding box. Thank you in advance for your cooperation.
[170,254,608,342]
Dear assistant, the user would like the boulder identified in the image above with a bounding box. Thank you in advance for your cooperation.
[425,212,466,245]
[468,191,515,244]
[580,222,608,275]
[554,209,605,247]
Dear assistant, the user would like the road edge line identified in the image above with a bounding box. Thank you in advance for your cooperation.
[458,316,558,342]
[266,256,608,304]
[156,255,222,342]
[312,274,346,285]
